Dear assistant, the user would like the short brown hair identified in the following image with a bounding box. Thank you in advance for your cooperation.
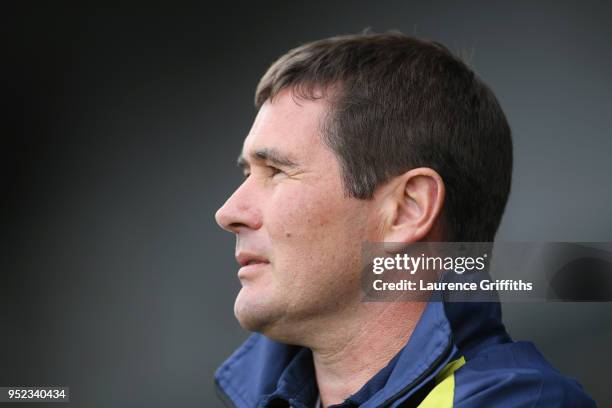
[255,32,512,242]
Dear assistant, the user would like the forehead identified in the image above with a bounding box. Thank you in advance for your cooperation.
[242,89,329,160]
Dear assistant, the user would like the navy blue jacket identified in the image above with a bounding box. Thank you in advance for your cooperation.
[215,299,595,407]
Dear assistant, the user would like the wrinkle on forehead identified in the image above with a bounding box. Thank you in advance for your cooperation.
[241,88,332,166]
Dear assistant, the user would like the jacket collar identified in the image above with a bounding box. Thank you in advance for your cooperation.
[215,291,508,407]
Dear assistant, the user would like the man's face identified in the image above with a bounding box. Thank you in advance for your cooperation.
[215,89,380,340]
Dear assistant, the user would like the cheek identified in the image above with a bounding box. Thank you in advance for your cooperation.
[263,186,372,309]
[266,185,368,275]
[270,188,338,240]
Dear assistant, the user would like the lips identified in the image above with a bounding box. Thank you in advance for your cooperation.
[235,252,270,267]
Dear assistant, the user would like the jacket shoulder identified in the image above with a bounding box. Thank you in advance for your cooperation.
[452,341,596,408]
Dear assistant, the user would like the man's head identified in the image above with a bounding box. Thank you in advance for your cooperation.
[215,32,512,341]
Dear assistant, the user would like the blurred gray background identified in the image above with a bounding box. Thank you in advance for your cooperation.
[3,2,611,406]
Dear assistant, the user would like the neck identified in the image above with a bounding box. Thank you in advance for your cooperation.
[309,301,426,407]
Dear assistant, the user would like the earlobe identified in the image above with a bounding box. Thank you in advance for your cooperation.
[383,168,445,244]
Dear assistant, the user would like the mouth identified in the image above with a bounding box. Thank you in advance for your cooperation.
[235,252,270,277]
[236,252,270,267]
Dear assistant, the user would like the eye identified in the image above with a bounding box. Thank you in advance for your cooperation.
[266,165,284,178]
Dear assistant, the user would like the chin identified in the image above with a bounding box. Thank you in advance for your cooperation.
[233,288,282,334]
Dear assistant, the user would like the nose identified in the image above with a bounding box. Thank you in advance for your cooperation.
[215,180,263,233]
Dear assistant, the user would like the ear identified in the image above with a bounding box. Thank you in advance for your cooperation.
[382,167,445,244]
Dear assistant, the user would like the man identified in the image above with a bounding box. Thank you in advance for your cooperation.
[214,33,594,407]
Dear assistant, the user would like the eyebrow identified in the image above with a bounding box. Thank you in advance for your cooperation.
[237,148,300,170]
